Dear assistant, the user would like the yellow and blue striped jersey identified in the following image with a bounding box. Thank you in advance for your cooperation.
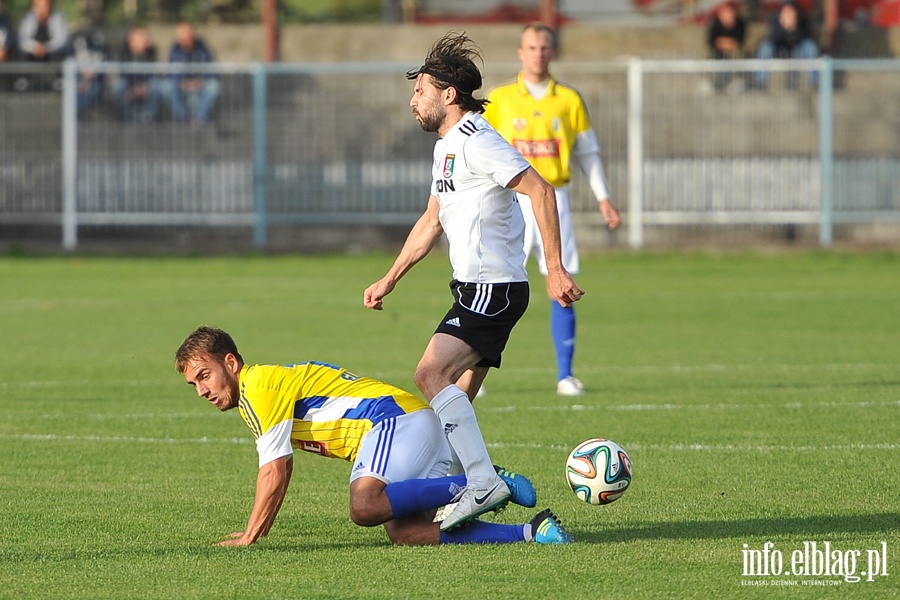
[238,361,429,463]
[484,73,592,188]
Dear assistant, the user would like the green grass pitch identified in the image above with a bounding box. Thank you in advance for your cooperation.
[0,251,898,599]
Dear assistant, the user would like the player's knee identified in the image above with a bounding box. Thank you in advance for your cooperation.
[413,364,435,395]
[350,507,382,527]
[349,499,385,527]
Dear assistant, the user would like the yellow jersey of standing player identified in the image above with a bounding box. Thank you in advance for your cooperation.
[483,72,591,189]
[238,361,429,465]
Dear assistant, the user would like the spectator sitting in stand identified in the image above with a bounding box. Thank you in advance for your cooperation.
[754,0,819,90]
[16,0,69,91]
[115,26,163,123]
[706,1,746,93]
[70,27,109,117]
[0,0,18,91]
[163,22,220,124]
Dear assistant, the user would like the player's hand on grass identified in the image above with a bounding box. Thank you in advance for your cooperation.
[216,532,250,547]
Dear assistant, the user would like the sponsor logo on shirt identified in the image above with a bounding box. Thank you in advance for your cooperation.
[513,138,560,158]
[293,440,328,456]
[436,179,455,193]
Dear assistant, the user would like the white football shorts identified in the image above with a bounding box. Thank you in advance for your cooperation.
[350,409,452,485]
[517,185,580,276]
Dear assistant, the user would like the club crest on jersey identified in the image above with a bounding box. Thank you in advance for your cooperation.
[442,154,455,178]
[513,118,526,131]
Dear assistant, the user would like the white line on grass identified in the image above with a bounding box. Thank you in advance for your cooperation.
[21,400,897,422]
[483,399,900,413]
[2,433,898,453]
[0,433,250,445]
[0,362,891,390]
[488,441,900,452]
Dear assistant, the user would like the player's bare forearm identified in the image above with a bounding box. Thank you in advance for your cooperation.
[364,197,443,310]
[219,456,292,547]
[511,169,565,268]
[510,168,585,307]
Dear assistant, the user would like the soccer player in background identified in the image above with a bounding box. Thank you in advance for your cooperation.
[175,326,573,546]
[363,32,583,532]
[484,22,622,397]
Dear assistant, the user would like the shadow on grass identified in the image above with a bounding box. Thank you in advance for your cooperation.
[577,513,900,544]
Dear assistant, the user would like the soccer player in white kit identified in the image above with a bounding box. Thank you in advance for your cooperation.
[364,32,584,531]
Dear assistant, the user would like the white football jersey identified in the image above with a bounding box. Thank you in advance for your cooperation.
[430,112,531,283]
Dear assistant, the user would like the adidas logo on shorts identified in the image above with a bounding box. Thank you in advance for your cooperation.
[445,317,461,327]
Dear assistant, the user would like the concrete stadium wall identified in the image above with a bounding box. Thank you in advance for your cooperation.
[144,23,899,64]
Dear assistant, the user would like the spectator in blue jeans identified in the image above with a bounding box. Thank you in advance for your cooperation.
[754,0,819,90]
[115,26,163,122]
[163,22,220,123]
[71,27,109,117]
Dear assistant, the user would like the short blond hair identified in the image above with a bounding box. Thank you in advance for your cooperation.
[520,22,558,50]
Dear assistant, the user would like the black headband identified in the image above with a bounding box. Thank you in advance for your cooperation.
[405,66,477,95]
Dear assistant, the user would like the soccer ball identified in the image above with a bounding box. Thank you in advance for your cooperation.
[565,438,632,505]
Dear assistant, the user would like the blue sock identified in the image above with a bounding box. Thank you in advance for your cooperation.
[551,302,576,381]
[439,520,527,544]
[384,475,466,519]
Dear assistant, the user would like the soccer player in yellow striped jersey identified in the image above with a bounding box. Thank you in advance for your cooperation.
[484,22,622,398]
[175,326,573,546]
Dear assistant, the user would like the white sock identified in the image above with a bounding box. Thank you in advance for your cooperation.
[430,384,497,488]
[446,445,464,475]
[523,523,533,542]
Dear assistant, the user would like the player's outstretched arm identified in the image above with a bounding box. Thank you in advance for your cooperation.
[217,456,293,547]
[364,196,444,310]
[573,129,622,231]
[508,168,584,308]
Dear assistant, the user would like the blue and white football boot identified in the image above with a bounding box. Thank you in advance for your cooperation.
[531,509,574,545]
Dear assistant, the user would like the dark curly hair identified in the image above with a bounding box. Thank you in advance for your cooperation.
[406,31,489,114]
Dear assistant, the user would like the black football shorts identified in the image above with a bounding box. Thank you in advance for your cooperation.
[433,280,530,368]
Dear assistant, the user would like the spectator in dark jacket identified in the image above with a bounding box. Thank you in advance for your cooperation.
[0,0,16,62]
[754,0,819,90]
[706,1,746,92]
[0,0,18,90]
[162,22,220,123]
[115,26,164,122]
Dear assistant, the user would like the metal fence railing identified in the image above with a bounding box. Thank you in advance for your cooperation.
[1,58,899,250]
